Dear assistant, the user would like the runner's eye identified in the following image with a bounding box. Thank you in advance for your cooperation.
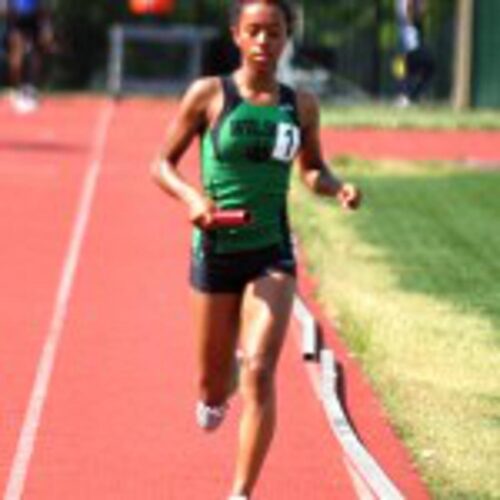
[267,28,281,39]
[246,25,282,40]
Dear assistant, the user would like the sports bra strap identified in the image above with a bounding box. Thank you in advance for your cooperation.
[221,76,243,114]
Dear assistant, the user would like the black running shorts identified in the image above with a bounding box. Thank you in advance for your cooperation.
[190,243,296,294]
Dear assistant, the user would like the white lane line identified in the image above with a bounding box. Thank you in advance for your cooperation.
[292,293,405,500]
[3,99,115,500]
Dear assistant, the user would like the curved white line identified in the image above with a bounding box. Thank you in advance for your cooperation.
[292,293,405,500]
[320,348,405,500]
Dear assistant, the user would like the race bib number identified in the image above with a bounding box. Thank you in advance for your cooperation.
[272,123,300,162]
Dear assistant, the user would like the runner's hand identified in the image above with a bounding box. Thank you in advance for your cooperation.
[337,183,362,210]
[188,195,216,228]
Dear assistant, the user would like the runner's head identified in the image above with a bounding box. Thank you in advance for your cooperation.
[229,0,295,71]
[230,0,295,36]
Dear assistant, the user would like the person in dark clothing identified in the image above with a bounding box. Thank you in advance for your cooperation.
[4,0,54,112]
[394,0,435,106]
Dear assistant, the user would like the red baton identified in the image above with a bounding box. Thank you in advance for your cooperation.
[211,209,252,227]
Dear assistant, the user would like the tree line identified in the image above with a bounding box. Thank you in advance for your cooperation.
[48,0,454,95]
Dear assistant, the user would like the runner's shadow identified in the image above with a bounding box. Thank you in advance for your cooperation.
[0,140,85,153]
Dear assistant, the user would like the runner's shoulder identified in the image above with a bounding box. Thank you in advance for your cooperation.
[184,76,222,107]
[294,88,320,128]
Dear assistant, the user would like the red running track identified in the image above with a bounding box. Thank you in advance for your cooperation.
[321,128,500,164]
[0,96,429,499]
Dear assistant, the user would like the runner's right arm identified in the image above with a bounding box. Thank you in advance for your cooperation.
[151,78,220,227]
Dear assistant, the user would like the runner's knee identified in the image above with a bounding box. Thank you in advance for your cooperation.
[240,355,275,404]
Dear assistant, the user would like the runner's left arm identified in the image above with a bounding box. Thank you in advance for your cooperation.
[295,90,361,209]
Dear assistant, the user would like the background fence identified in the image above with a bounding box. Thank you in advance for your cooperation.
[3,0,499,107]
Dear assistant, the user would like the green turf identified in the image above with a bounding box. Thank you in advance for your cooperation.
[290,158,500,499]
[347,160,500,332]
[320,104,500,130]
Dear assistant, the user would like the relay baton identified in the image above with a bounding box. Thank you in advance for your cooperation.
[211,209,252,227]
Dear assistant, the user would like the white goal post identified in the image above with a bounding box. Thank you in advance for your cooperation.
[107,23,217,96]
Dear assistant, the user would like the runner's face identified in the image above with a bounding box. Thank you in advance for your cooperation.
[232,3,288,72]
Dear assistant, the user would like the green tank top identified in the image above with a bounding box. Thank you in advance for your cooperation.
[194,76,301,255]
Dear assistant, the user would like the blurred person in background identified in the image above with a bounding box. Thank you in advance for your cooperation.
[3,0,54,112]
[394,0,435,107]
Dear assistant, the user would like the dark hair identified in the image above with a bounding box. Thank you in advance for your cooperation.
[229,0,295,36]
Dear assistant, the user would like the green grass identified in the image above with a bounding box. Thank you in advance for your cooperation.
[320,104,500,130]
[290,159,500,499]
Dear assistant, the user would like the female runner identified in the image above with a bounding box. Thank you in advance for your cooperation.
[152,1,362,498]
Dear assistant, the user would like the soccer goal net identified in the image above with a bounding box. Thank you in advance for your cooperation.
[107,23,217,97]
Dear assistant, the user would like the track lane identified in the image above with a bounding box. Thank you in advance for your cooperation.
[2,97,438,500]
[321,128,500,163]
[9,98,357,499]
[0,97,108,495]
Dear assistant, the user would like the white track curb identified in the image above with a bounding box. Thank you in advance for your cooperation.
[293,293,405,500]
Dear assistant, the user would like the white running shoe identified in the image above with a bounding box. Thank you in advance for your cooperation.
[196,401,227,431]
[394,94,411,109]
[10,87,39,114]
[228,496,248,500]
